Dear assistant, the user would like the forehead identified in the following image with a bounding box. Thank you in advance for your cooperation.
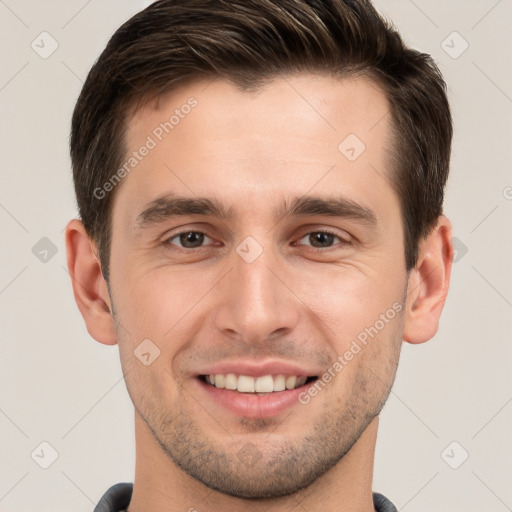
[115,73,395,228]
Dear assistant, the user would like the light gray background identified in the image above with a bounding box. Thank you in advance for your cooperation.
[1,1,511,511]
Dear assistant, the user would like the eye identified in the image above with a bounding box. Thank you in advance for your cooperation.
[295,230,350,250]
[164,230,214,249]
[162,229,350,252]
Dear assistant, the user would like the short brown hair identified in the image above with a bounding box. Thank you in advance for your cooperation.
[70,0,452,282]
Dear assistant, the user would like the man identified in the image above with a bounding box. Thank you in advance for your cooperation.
[65,0,453,510]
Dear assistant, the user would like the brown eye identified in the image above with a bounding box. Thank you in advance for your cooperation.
[305,232,335,248]
[297,231,348,249]
[165,231,212,249]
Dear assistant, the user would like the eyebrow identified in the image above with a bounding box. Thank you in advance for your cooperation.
[134,193,377,229]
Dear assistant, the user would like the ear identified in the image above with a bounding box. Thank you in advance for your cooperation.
[403,215,453,344]
[65,219,117,345]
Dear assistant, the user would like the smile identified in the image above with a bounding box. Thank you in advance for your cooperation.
[200,373,317,394]
[196,374,319,418]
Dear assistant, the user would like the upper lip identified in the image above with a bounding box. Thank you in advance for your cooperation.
[196,359,321,378]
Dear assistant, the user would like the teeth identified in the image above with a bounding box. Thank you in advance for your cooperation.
[285,376,297,389]
[273,375,286,391]
[255,375,274,392]
[237,375,255,392]
[205,373,311,393]
[225,373,237,390]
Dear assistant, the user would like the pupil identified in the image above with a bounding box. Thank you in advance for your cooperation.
[180,232,204,248]
[310,232,333,248]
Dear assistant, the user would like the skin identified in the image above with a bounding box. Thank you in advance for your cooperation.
[66,74,453,512]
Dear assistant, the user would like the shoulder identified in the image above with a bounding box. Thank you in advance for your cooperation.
[94,482,133,512]
[92,484,395,512]
[373,491,398,512]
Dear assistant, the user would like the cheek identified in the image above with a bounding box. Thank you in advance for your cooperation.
[121,357,178,421]
[113,265,207,344]
[297,262,406,344]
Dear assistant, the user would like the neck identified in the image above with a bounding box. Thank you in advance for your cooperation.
[127,412,379,512]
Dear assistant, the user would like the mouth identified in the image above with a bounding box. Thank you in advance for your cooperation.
[195,373,320,418]
[198,373,319,395]
[192,361,323,418]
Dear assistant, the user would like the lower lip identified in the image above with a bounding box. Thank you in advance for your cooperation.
[195,377,315,418]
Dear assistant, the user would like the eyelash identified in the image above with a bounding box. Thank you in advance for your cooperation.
[162,229,351,252]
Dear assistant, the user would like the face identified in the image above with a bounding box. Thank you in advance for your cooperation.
[108,74,408,498]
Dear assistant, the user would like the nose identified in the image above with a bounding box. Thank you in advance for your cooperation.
[212,244,300,346]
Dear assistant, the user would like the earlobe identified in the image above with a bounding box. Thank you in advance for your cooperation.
[403,216,453,344]
[65,219,118,346]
